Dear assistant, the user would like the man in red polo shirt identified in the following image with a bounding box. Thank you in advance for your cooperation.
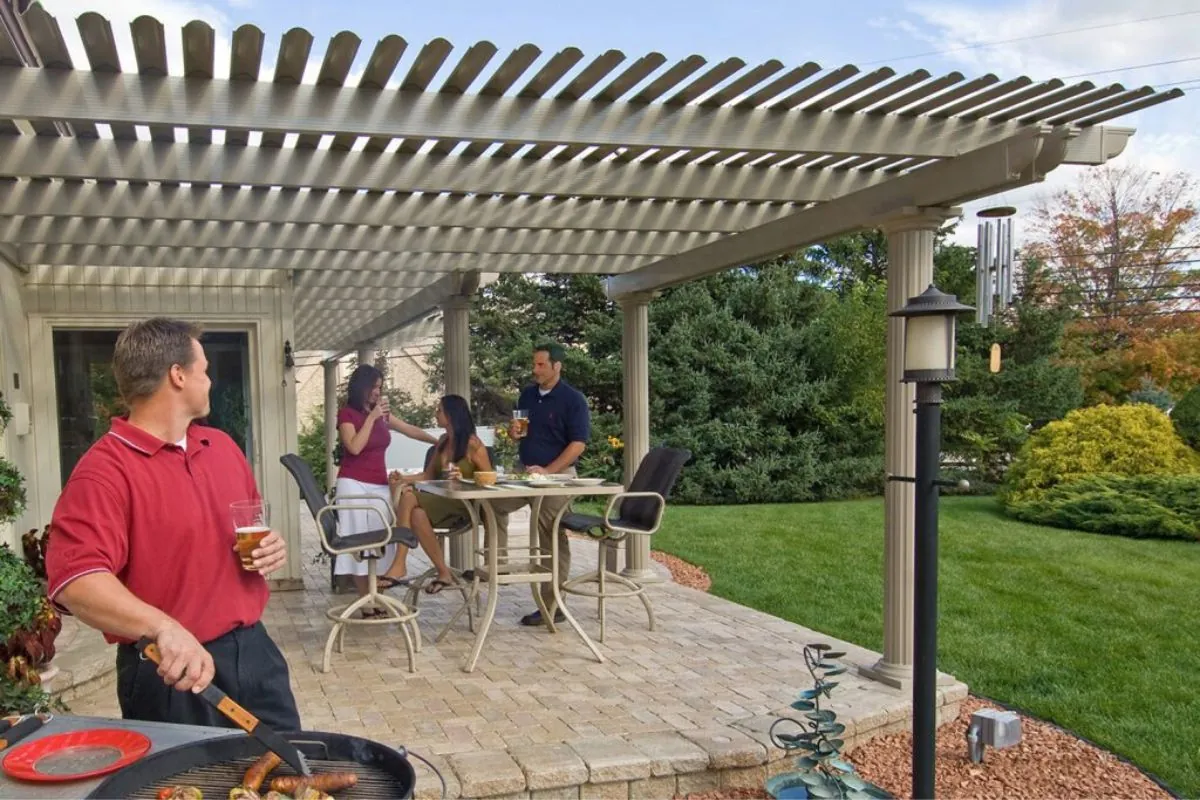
[45,318,301,731]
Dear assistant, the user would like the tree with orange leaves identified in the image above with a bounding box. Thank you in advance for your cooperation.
[1024,163,1200,403]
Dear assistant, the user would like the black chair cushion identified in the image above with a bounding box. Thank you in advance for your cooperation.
[561,511,654,535]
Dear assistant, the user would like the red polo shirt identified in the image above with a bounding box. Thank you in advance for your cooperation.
[45,418,270,646]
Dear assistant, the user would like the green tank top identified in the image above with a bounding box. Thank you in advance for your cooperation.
[438,440,478,478]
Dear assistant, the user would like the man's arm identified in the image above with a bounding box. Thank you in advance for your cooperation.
[57,574,216,693]
[538,441,587,475]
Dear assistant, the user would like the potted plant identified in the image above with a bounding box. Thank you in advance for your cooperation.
[766,644,891,799]
[0,456,26,526]
[0,545,61,681]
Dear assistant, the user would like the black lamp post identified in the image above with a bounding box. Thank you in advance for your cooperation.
[890,284,974,800]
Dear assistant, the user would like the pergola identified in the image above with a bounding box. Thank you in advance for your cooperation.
[0,1,1182,686]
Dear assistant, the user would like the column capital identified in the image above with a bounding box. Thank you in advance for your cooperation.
[618,290,659,309]
[879,205,962,235]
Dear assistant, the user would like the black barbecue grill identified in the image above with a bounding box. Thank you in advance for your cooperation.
[86,731,418,799]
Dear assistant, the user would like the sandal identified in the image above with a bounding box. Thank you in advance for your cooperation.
[377,576,410,591]
[360,607,388,619]
[425,578,457,595]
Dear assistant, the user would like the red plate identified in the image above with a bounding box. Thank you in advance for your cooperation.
[2,728,152,782]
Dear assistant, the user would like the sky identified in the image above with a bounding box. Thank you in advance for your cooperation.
[34,0,1200,248]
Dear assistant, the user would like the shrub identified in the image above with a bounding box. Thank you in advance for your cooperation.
[1173,384,1200,450]
[1128,378,1174,412]
[1000,403,1200,506]
[0,457,27,526]
[1007,474,1200,541]
[297,409,329,489]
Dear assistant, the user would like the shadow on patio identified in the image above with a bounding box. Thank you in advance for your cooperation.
[67,509,965,798]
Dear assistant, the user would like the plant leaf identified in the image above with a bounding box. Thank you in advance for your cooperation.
[795,756,820,770]
[799,688,821,700]
[806,710,836,722]
[824,651,847,659]
[840,774,868,789]
[828,738,846,751]
[791,700,816,711]
[810,644,832,652]
[823,667,848,677]
[809,783,841,799]
[830,759,856,774]
[799,773,827,787]
[817,723,847,736]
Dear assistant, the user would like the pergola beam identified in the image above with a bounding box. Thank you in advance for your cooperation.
[0,136,892,204]
[607,128,1070,298]
[0,65,1039,160]
[327,272,478,358]
[21,263,449,290]
[21,243,647,274]
[2,217,721,257]
[0,180,799,233]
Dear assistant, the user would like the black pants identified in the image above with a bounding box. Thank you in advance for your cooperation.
[116,622,301,732]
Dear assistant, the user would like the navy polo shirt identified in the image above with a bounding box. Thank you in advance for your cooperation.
[516,379,591,469]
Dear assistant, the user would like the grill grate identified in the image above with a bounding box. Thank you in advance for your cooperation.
[128,755,408,799]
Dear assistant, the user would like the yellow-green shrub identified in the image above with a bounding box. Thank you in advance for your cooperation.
[1000,403,1200,506]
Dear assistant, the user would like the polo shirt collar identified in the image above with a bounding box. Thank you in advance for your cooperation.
[107,417,210,457]
[539,378,572,397]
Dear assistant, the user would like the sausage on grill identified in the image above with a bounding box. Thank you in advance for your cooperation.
[242,752,282,791]
[268,772,358,794]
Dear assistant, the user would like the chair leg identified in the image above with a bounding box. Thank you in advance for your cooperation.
[598,542,608,643]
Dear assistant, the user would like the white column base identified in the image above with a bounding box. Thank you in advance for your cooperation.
[860,658,914,690]
[621,567,665,583]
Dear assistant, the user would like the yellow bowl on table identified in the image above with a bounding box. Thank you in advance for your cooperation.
[474,471,497,487]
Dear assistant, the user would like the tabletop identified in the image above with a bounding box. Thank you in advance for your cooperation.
[415,478,624,501]
[0,715,233,800]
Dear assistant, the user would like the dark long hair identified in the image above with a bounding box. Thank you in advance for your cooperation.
[439,394,476,463]
[346,364,383,413]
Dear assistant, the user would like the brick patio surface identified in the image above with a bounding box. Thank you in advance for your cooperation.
[68,510,967,798]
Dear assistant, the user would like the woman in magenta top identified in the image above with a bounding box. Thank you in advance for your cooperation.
[334,364,438,602]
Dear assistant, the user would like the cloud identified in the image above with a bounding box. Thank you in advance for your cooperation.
[897,0,1199,248]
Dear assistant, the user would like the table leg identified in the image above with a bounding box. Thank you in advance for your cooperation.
[463,499,501,673]
[549,503,604,663]
[529,497,556,633]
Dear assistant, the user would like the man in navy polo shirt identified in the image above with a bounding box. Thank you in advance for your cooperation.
[493,342,591,626]
[45,318,301,731]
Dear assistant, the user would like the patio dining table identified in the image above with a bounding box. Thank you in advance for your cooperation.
[414,478,624,673]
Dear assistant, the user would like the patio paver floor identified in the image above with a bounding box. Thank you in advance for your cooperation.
[68,510,967,797]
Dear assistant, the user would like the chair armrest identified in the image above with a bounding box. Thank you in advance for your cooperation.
[328,492,397,526]
[603,491,667,536]
[315,502,394,554]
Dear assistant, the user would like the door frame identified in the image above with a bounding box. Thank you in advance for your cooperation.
[30,315,265,521]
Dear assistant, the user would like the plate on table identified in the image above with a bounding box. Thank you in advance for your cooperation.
[2,728,152,782]
[568,477,607,487]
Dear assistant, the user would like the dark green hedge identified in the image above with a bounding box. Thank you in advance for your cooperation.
[1006,474,1200,541]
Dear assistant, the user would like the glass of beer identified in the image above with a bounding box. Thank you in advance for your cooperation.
[231,500,270,571]
[511,409,529,438]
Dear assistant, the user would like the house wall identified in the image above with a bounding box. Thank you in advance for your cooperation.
[9,266,303,585]
[0,264,36,551]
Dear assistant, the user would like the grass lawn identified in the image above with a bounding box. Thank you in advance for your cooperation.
[649,495,1200,797]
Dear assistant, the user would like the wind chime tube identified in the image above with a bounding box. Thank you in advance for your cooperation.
[983,222,994,324]
[976,224,987,325]
[1003,218,1015,306]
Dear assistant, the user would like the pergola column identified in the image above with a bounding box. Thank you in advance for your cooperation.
[323,359,338,493]
[442,293,472,569]
[866,206,960,689]
[620,291,659,582]
[356,345,374,368]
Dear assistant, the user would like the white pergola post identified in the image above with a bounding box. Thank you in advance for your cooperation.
[442,293,473,570]
[356,346,374,368]
[620,292,659,582]
[865,206,960,689]
[323,359,338,493]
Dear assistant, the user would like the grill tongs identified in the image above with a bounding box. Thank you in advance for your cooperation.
[136,637,312,778]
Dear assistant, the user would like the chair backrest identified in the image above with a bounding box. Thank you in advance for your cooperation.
[280,454,338,542]
[621,446,691,528]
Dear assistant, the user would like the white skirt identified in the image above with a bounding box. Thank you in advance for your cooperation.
[332,477,400,577]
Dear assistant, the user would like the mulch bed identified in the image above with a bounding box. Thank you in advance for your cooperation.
[656,553,1171,800]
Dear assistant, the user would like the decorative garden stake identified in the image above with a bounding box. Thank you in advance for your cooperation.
[766,644,890,799]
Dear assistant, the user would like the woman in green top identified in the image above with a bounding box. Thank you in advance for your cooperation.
[393,394,493,594]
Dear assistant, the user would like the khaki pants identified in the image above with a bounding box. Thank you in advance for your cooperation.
[486,468,576,610]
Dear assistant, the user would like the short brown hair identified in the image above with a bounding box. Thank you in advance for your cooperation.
[113,318,203,403]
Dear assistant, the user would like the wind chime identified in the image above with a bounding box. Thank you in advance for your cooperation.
[975,206,1017,327]
[976,207,1017,373]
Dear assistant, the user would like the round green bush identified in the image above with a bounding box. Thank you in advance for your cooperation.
[1172,384,1200,450]
[1000,403,1200,506]
[1006,474,1200,541]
